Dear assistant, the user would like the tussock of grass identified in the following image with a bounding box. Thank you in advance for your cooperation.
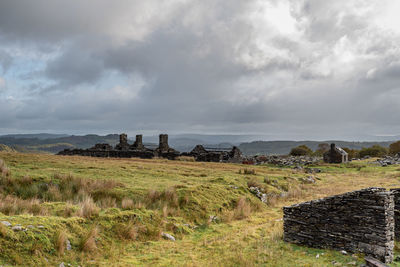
[0,222,8,237]
[239,168,256,175]
[55,229,68,255]
[0,158,11,177]
[233,197,251,220]
[81,225,99,252]
[0,195,48,215]
[77,196,100,218]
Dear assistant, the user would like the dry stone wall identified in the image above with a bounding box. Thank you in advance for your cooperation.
[283,188,394,263]
[391,188,400,239]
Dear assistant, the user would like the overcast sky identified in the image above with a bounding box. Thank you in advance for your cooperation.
[1,0,400,140]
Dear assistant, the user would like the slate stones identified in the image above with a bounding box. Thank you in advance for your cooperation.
[161,232,175,241]
[283,188,395,263]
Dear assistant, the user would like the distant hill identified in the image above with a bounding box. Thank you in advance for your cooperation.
[238,140,394,156]
[1,133,69,139]
[0,134,120,154]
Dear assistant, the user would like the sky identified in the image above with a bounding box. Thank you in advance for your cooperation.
[1,0,400,140]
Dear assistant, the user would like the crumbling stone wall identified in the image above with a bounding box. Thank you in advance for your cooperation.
[184,145,243,163]
[390,188,400,239]
[58,133,179,160]
[283,188,394,263]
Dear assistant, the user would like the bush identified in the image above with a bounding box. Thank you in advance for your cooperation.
[342,147,360,159]
[359,145,388,158]
[289,145,313,156]
[314,143,329,156]
[389,141,400,155]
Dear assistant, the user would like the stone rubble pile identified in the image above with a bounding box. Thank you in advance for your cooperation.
[376,154,400,166]
[248,155,322,167]
[248,186,268,203]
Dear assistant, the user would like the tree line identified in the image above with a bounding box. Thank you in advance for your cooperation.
[289,141,400,159]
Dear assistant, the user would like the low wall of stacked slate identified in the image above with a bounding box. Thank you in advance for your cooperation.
[283,188,394,263]
[391,188,400,239]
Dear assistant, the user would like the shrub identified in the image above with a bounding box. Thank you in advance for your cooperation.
[389,141,400,155]
[289,145,313,156]
[359,145,388,158]
[342,147,360,159]
[314,143,329,156]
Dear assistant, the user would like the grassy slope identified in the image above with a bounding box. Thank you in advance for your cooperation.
[0,152,400,266]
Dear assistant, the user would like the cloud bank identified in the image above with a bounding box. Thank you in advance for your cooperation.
[1,0,400,140]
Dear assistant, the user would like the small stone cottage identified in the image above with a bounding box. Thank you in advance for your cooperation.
[323,143,348,163]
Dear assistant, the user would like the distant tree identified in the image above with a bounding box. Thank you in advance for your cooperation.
[389,141,400,155]
[342,147,360,159]
[359,145,388,158]
[290,145,313,156]
[314,143,330,156]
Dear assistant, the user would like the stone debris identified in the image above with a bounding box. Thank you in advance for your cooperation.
[248,155,321,167]
[66,239,72,251]
[249,186,268,203]
[208,215,219,223]
[11,225,23,231]
[1,221,11,227]
[364,256,389,267]
[59,262,65,267]
[375,155,400,167]
[161,232,176,241]
[182,145,243,163]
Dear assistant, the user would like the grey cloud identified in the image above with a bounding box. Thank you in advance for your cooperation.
[0,0,400,139]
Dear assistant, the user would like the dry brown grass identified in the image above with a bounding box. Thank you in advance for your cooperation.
[0,159,11,177]
[177,156,195,162]
[116,222,146,241]
[81,225,99,252]
[97,197,117,208]
[121,198,135,209]
[0,195,48,215]
[55,229,67,255]
[77,196,100,218]
[233,197,251,220]
[247,177,263,188]
[0,223,8,237]
[239,168,256,175]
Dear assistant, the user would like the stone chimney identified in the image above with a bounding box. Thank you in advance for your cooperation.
[133,134,144,150]
[331,143,336,151]
[158,134,169,152]
[120,133,128,145]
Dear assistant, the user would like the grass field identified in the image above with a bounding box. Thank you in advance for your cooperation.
[0,152,400,266]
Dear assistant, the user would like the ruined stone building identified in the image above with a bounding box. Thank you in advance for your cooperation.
[323,143,348,163]
[283,187,400,264]
[183,145,243,163]
[58,133,180,160]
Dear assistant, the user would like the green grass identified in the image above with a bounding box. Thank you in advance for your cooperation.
[0,152,399,266]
